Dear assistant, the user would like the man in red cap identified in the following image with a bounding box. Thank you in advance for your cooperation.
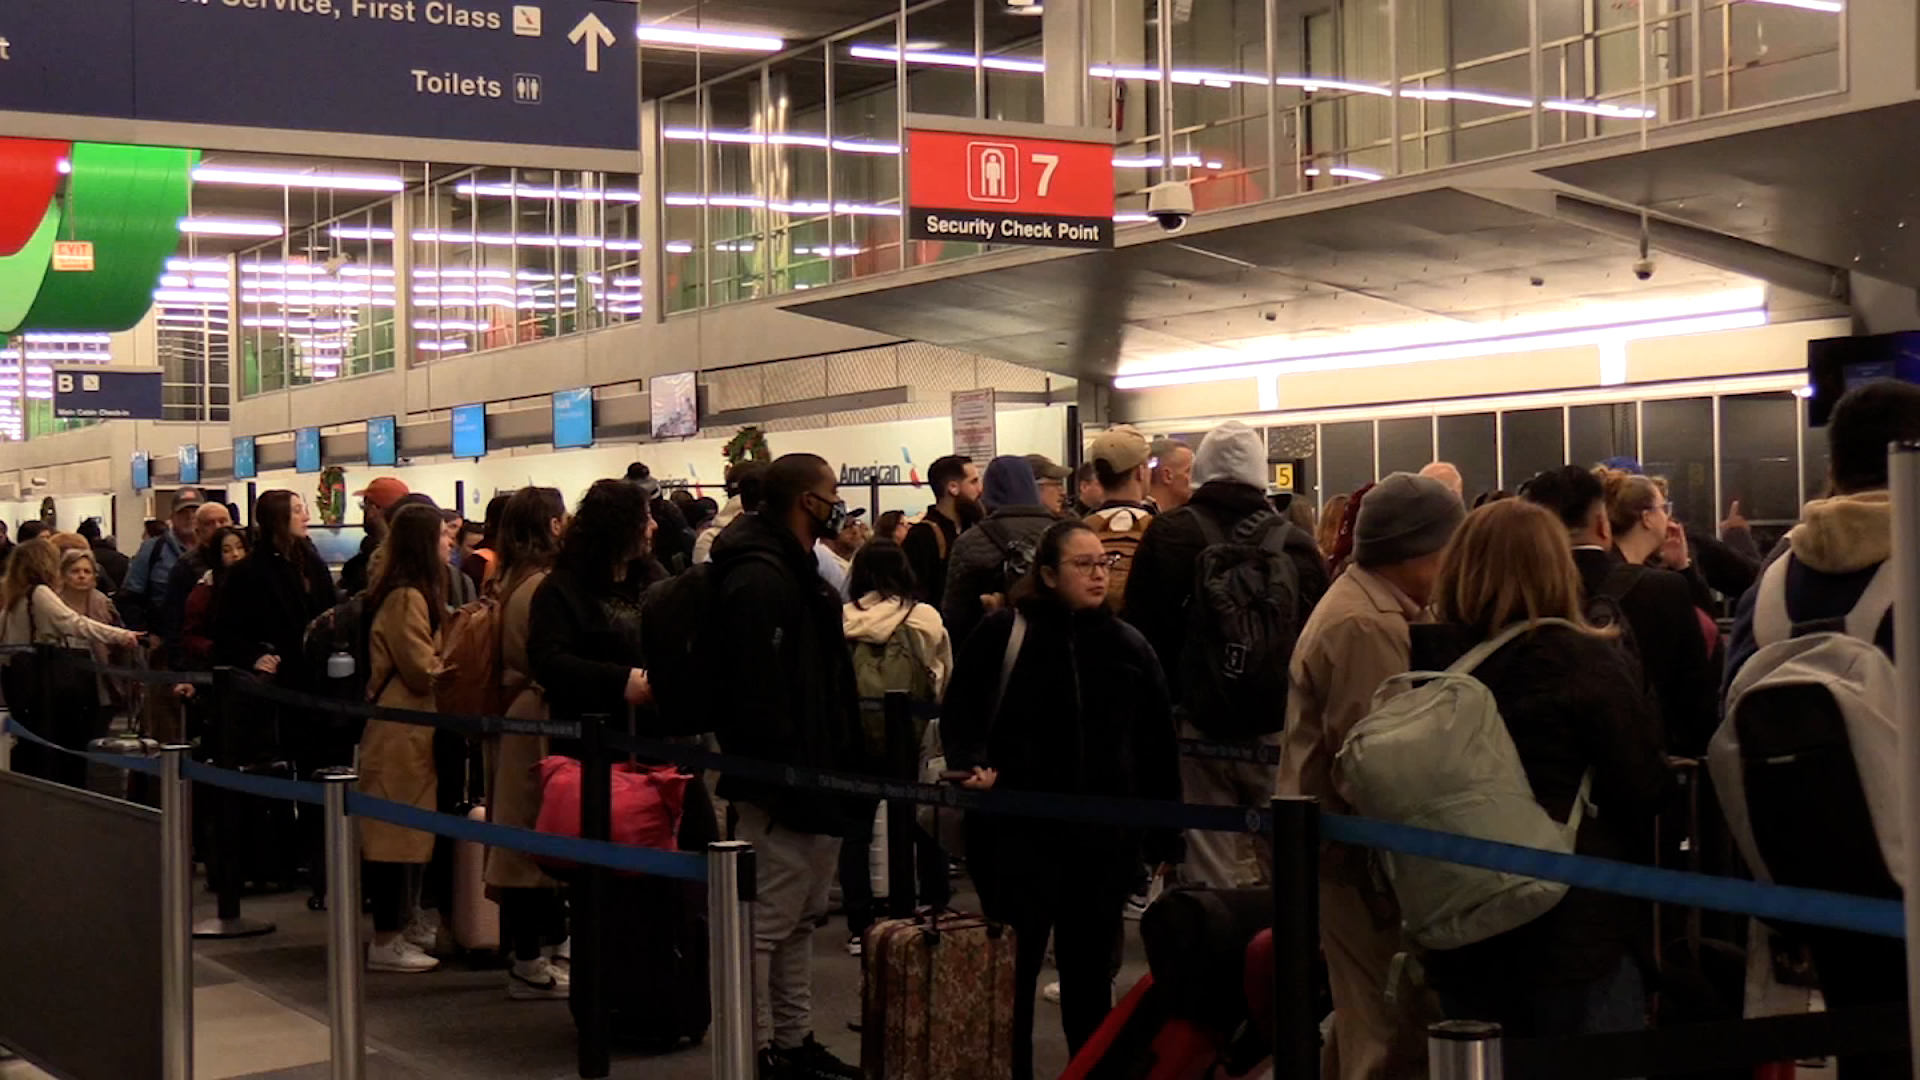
[340,477,411,595]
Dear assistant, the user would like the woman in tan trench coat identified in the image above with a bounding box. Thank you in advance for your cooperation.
[483,485,572,1000]
[359,503,450,974]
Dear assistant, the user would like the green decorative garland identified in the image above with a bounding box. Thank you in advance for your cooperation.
[723,425,771,467]
[316,466,347,526]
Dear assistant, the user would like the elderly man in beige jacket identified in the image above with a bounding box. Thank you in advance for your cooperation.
[1278,472,1464,1080]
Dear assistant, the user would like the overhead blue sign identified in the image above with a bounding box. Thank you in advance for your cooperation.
[452,404,487,459]
[233,437,257,480]
[295,427,322,474]
[52,368,163,420]
[131,452,150,492]
[552,388,592,449]
[178,445,200,486]
[0,0,638,150]
[368,415,398,467]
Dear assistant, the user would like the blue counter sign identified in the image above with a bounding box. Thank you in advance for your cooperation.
[132,451,150,492]
[452,404,487,459]
[295,427,322,474]
[552,388,593,449]
[233,437,257,480]
[178,444,200,485]
[368,415,398,467]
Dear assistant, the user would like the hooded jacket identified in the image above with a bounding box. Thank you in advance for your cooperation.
[1571,547,1717,757]
[1725,491,1893,688]
[709,510,861,835]
[941,456,1058,647]
[692,496,744,566]
[1410,620,1674,993]
[842,593,954,698]
[1122,480,1331,702]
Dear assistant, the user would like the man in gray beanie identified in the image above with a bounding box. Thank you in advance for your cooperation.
[1277,471,1462,1080]
[1124,420,1329,889]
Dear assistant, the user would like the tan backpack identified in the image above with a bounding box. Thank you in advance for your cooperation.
[1085,505,1154,610]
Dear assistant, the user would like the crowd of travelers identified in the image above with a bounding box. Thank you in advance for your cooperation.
[0,379,1913,1080]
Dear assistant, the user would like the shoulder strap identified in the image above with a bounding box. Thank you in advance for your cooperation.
[1447,617,1581,676]
[1845,561,1897,643]
[989,612,1027,728]
[1191,505,1227,548]
[1752,555,1792,648]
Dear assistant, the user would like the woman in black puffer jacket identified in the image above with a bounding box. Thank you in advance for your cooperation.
[1409,499,1675,1040]
[942,519,1183,1080]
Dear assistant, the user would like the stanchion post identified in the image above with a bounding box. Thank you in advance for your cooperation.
[159,744,194,1080]
[1271,796,1320,1080]
[1429,1020,1503,1080]
[709,841,757,1080]
[193,669,274,939]
[1891,440,1920,1080]
[318,768,364,1080]
[884,690,916,918]
[576,716,611,1080]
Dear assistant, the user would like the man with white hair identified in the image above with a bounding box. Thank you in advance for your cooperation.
[1419,461,1464,502]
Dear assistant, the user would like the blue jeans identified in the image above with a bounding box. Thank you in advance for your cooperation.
[1439,956,1647,1042]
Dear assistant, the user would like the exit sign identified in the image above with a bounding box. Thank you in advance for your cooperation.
[51,242,94,272]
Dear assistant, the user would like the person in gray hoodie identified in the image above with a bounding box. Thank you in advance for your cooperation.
[941,454,1060,647]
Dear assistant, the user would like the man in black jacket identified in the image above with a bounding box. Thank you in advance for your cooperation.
[709,453,862,1080]
[1519,465,1716,756]
[902,454,980,605]
[1123,421,1329,887]
[78,518,130,592]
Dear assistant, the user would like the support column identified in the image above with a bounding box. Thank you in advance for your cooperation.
[639,100,666,326]
[1043,0,1090,128]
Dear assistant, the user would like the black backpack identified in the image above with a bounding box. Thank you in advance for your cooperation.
[112,539,170,632]
[303,592,377,714]
[980,519,1038,598]
[1177,509,1301,739]
[641,554,778,737]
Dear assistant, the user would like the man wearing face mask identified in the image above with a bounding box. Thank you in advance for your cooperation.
[709,453,864,1080]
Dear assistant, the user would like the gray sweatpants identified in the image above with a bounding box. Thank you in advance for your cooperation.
[734,802,842,1051]
[1177,719,1283,889]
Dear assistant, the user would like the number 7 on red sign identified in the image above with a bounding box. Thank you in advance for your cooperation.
[1032,153,1060,197]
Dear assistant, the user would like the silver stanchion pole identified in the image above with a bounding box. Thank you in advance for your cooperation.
[318,768,365,1080]
[1892,441,1920,1080]
[160,744,194,1080]
[708,841,757,1080]
[1429,1020,1503,1080]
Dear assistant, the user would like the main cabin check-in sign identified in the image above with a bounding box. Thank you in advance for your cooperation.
[906,115,1115,251]
[0,0,637,151]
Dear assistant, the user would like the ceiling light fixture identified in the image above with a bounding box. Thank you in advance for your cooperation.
[1303,166,1385,181]
[638,26,784,51]
[453,182,643,201]
[1740,0,1842,10]
[178,218,285,238]
[192,166,407,193]
[851,45,1658,121]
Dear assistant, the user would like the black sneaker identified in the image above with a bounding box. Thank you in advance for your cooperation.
[767,1035,862,1080]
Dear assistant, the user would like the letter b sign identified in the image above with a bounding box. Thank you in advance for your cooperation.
[56,374,74,394]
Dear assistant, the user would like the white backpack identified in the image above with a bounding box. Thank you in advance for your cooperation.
[1335,618,1592,951]
[1708,556,1905,893]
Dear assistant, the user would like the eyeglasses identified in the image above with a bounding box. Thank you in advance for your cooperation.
[1063,553,1122,574]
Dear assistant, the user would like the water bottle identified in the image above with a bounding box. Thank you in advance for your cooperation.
[327,649,355,680]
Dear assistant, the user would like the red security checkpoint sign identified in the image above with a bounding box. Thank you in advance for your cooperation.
[906,115,1115,250]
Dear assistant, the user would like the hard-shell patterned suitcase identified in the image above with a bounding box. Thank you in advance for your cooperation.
[861,912,1016,1080]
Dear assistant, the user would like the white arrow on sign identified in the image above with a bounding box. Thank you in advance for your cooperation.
[568,12,615,73]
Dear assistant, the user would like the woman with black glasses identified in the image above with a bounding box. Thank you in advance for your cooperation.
[940,519,1183,1080]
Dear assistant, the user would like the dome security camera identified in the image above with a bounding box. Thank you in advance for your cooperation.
[1632,256,1655,281]
[1146,181,1194,233]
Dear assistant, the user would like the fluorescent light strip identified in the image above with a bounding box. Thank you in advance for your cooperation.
[638,26,784,51]
[192,166,406,193]
[849,45,1658,121]
[661,127,899,154]
[178,218,285,237]
[329,226,644,251]
[1113,309,1768,389]
[453,182,643,202]
[166,259,229,273]
[1303,166,1386,181]
[19,333,111,345]
[1741,0,1842,10]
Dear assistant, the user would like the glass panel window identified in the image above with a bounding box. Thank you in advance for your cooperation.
[1569,403,1637,469]
[1436,413,1497,502]
[1719,392,1800,550]
[765,45,836,293]
[1641,398,1715,532]
[1378,416,1434,477]
[834,24,905,283]
[1320,420,1375,505]
[1499,408,1564,493]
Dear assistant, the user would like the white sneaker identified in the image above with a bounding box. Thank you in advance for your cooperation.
[1042,981,1061,1005]
[508,957,570,1000]
[367,937,440,973]
[554,936,570,963]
